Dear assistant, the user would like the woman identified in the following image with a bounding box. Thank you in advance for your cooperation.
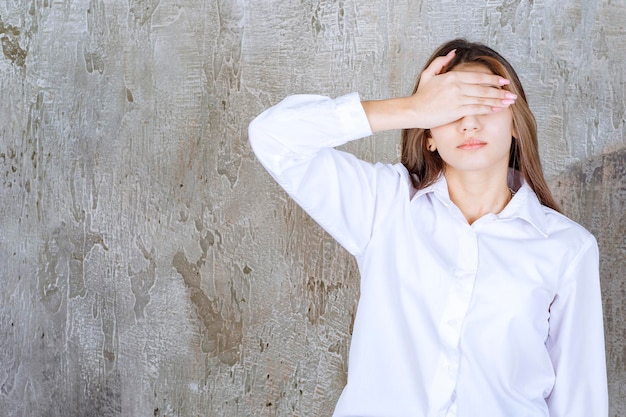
[249,39,607,417]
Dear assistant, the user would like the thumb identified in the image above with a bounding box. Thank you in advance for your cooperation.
[420,49,456,82]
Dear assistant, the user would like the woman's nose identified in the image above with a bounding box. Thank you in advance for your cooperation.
[459,115,481,132]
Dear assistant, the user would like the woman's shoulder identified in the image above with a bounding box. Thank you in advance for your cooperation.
[539,205,597,259]
[542,206,594,239]
[514,183,596,253]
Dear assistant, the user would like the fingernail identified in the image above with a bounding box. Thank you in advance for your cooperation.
[501,99,515,105]
[447,49,457,57]
[492,107,503,112]
[505,92,517,99]
[499,78,510,85]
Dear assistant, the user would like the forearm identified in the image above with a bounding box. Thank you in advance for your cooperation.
[361,96,419,133]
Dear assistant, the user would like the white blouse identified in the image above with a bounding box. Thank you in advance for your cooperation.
[248,93,608,417]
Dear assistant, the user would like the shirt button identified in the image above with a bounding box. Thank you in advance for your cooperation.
[453,268,473,279]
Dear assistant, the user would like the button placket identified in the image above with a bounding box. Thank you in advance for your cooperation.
[448,238,478,369]
[429,228,479,416]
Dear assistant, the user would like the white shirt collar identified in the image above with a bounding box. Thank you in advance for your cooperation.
[411,172,549,237]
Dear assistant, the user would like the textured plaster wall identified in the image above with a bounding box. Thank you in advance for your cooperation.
[0,0,624,416]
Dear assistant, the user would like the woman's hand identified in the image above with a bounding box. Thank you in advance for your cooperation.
[362,50,517,132]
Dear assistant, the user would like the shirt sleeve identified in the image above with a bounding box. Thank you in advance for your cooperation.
[248,93,398,256]
[545,235,608,416]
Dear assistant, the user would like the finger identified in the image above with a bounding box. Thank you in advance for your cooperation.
[461,84,517,101]
[422,49,456,80]
[454,71,510,88]
[457,95,516,111]
[460,103,507,117]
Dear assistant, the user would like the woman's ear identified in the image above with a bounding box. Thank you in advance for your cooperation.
[427,138,437,152]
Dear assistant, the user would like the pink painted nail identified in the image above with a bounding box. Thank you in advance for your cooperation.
[499,78,510,85]
[502,99,515,105]
[505,93,517,99]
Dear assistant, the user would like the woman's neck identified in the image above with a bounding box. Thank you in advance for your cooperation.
[444,168,512,225]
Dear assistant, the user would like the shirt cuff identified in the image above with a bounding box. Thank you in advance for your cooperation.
[335,92,374,142]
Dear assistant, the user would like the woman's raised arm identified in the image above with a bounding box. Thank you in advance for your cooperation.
[362,50,516,132]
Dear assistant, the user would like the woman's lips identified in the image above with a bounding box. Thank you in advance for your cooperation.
[457,139,487,150]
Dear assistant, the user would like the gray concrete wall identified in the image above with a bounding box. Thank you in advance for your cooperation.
[0,0,623,416]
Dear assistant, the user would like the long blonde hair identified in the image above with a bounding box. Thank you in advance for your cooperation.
[401,39,561,212]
